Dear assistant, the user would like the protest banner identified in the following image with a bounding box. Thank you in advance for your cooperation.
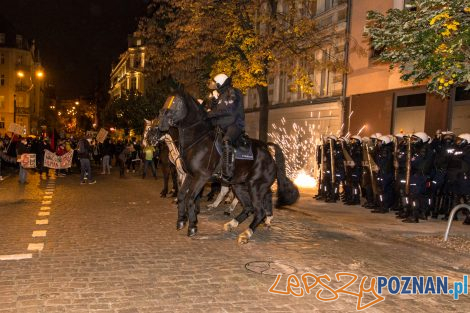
[44,150,73,169]
[96,128,108,143]
[8,123,24,135]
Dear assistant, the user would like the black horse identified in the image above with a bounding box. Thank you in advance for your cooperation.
[158,91,299,244]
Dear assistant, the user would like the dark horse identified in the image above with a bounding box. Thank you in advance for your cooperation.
[158,92,299,244]
[144,119,179,197]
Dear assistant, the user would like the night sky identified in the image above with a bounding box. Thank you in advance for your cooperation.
[2,0,148,99]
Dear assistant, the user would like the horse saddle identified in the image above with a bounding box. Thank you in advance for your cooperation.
[215,134,254,160]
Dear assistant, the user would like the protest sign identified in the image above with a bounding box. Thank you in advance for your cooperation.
[20,154,36,168]
[8,123,24,135]
[96,128,108,143]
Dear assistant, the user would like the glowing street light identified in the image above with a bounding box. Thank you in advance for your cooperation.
[35,70,44,78]
[16,71,25,78]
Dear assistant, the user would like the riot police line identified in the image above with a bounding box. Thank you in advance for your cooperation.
[314,131,470,224]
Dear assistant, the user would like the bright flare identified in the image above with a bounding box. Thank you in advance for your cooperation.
[294,171,317,189]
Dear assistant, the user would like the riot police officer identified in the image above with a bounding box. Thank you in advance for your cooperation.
[403,132,435,223]
[371,136,395,213]
[344,136,363,205]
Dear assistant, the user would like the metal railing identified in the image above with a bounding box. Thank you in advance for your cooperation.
[444,204,470,242]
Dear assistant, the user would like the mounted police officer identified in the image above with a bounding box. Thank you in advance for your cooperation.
[207,73,245,182]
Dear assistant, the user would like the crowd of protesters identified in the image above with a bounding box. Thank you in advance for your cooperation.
[0,133,159,185]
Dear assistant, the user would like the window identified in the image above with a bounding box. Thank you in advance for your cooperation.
[396,93,426,108]
[0,95,4,108]
[0,33,5,44]
[404,0,417,11]
[136,39,142,46]
[0,53,4,64]
[130,77,137,90]
[0,121,4,129]
[16,35,23,48]
[17,55,23,65]
[455,86,470,102]
[0,74,4,86]
[393,93,426,133]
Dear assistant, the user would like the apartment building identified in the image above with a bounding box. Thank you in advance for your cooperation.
[244,0,349,140]
[0,16,45,136]
[109,33,146,100]
[346,0,470,136]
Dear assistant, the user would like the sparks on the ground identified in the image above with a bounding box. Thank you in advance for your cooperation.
[294,170,317,188]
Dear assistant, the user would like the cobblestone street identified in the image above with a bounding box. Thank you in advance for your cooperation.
[1,169,469,312]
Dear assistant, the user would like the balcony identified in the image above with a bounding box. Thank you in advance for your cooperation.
[16,107,30,115]
[15,84,30,92]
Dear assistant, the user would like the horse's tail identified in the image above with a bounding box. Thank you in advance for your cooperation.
[0,151,16,164]
[267,142,299,207]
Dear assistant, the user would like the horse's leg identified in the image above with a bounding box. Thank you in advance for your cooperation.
[176,176,192,230]
[186,177,210,237]
[170,164,178,197]
[263,188,274,227]
[161,161,169,197]
[225,197,239,216]
[208,185,229,209]
[238,183,269,244]
[224,184,253,231]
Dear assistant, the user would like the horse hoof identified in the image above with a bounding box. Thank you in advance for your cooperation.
[176,221,186,230]
[224,211,231,216]
[237,229,253,244]
[223,219,239,232]
[187,227,197,237]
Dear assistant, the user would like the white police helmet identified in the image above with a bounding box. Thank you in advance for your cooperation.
[213,73,229,88]
[351,135,362,143]
[412,132,430,143]
[378,135,391,145]
[394,133,404,139]
[327,135,338,141]
[370,133,383,139]
[457,133,470,144]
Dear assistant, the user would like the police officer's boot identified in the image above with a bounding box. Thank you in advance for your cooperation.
[222,140,235,182]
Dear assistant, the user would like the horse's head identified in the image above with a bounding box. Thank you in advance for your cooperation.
[143,118,160,147]
[159,94,188,132]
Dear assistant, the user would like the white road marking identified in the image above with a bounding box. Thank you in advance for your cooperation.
[27,243,44,251]
[36,219,49,225]
[32,230,47,237]
[40,206,51,211]
[43,195,53,199]
[45,191,53,195]
[38,212,50,217]
[0,254,33,261]
[41,201,51,205]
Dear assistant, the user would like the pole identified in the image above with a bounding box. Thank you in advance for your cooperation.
[13,94,17,123]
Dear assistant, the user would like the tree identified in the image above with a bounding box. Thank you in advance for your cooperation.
[103,78,174,134]
[366,0,470,97]
[140,0,343,141]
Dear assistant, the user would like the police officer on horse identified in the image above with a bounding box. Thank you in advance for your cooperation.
[207,73,245,182]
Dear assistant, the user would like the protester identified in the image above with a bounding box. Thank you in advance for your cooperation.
[16,136,29,184]
[142,144,157,179]
[77,135,96,184]
[101,138,112,175]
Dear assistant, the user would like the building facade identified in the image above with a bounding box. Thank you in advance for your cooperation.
[109,33,146,100]
[244,0,349,142]
[346,0,470,137]
[0,16,45,136]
